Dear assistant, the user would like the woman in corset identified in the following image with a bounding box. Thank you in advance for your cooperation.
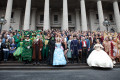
[87,39,113,68]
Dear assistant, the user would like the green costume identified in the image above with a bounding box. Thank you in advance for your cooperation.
[13,41,24,61]
[24,31,31,37]
[31,37,36,42]
[13,35,17,39]
[17,30,22,38]
[13,32,21,45]
[22,39,32,61]
[30,32,36,42]
[36,30,42,35]
[18,29,20,32]
[42,39,49,60]
[14,37,20,45]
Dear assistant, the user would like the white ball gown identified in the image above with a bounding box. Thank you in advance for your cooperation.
[87,44,113,68]
[53,43,67,66]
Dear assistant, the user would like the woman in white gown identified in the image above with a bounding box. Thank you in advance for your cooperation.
[87,39,113,68]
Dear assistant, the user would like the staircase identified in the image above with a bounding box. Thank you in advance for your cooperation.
[0,61,120,70]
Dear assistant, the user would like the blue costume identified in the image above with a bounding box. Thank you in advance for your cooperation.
[70,39,79,63]
[85,39,90,50]
[53,43,66,66]
[9,43,17,60]
[10,43,17,54]
[67,40,72,58]
[85,38,91,57]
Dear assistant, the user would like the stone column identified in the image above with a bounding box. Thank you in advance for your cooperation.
[113,0,120,32]
[62,0,68,30]
[43,0,50,30]
[3,0,13,30]
[75,9,81,31]
[80,0,88,31]
[97,0,105,31]
[23,0,31,30]
[31,8,37,30]
[13,8,22,30]
[61,9,63,28]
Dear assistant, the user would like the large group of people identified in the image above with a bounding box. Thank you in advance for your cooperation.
[0,29,120,68]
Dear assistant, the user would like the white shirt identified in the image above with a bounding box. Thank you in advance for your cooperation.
[36,39,39,41]
[0,43,1,48]
[83,41,86,47]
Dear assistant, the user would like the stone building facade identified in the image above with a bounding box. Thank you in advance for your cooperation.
[0,0,120,32]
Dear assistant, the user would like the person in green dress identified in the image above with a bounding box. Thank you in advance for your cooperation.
[42,36,49,62]
[14,35,21,46]
[16,30,21,37]
[13,38,24,61]
[22,35,33,64]
[30,30,33,38]
[67,36,72,59]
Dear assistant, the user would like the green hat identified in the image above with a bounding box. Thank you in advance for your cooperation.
[32,32,36,36]
[37,30,42,33]
[18,29,20,32]
[24,31,30,37]
[30,30,33,32]
[36,34,40,36]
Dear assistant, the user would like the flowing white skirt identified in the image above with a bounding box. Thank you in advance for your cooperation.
[87,50,113,68]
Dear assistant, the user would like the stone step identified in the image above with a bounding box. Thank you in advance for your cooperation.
[0,64,120,70]
[0,63,88,66]
[0,61,120,70]
[0,66,92,70]
[1,61,22,63]
[0,61,120,66]
[0,65,120,70]
[1,61,120,64]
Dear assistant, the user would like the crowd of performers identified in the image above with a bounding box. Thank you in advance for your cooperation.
[0,29,120,68]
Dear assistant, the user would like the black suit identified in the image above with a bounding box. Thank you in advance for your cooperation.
[48,38,55,65]
[0,43,3,61]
